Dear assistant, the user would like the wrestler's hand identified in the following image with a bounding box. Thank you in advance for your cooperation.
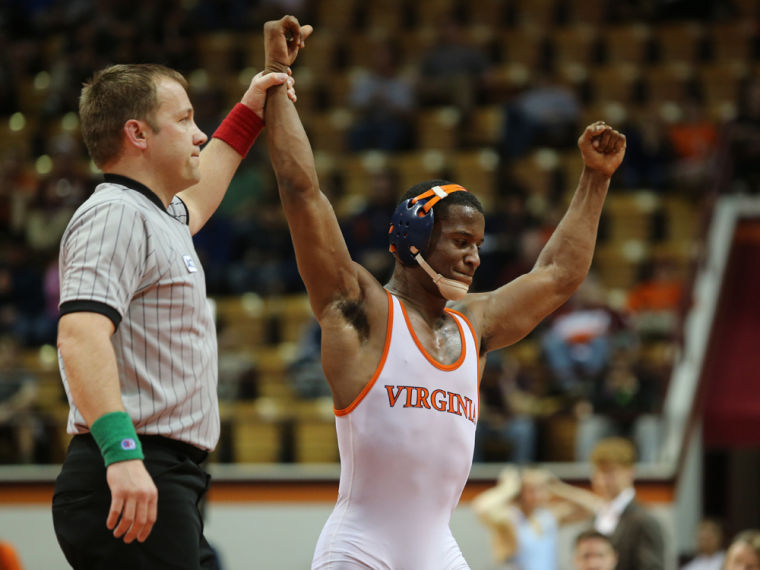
[578,121,626,178]
[106,459,158,544]
[264,15,313,73]
[241,70,297,118]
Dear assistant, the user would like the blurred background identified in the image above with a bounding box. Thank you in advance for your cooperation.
[0,0,759,568]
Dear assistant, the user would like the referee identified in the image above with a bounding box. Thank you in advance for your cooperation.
[51,52,305,569]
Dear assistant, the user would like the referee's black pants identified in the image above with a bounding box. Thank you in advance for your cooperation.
[52,434,220,570]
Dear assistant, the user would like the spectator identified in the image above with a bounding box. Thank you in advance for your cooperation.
[288,318,331,400]
[715,76,760,194]
[666,98,718,192]
[472,466,602,570]
[23,134,88,254]
[191,0,250,31]
[616,113,674,191]
[346,38,415,152]
[342,167,400,282]
[225,194,303,295]
[574,529,618,570]
[416,16,492,114]
[41,254,59,334]
[474,351,538,464]
[216,152,272,222]
[217,351,260,402]
[574,349,662,463]
[0,242,55,347]
[494,224,550,290]
[197,151,274,294]
[541,274,635,398]
[626,256,684,340]
[681,518,725,570]
[501,73,581,159]
[476,187,540,292]
[0,335,42,463]
[0,148,37,237]
[43,12,113,118]
[590,437,665,570]
[723,530,760,570]
[142,1,200,72]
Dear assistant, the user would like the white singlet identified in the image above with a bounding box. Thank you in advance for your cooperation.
[312,291,479,569]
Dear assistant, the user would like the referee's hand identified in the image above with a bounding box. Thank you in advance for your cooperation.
[106,460,158,543]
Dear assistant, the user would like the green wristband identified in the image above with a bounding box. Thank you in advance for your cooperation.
[90,411,144,466]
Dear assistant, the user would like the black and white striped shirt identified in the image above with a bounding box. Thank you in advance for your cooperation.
[58,174,219,450]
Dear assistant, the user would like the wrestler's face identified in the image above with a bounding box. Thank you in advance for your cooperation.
[426,204,484,289]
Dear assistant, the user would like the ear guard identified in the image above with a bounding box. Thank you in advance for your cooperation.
[388,184,467,266]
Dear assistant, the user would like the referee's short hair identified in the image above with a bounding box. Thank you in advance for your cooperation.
[79,63,188,168]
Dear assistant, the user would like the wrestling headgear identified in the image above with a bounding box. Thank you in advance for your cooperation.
[388,183,471,301]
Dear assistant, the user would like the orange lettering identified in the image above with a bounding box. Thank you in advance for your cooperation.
[464,396,477,423]
[431,389,447,411]
[403,386,415,407]
[448,392,466,416]
[389,384,477,422]
[414,387,431,409]
[385,385,404,407]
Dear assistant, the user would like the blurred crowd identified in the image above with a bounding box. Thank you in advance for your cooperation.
[474,438,760,570]
[1,0,759,467]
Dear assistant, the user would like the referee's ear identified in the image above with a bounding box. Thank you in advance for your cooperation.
[124,119,149,151]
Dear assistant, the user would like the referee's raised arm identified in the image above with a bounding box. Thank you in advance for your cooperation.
[178,70,294,235]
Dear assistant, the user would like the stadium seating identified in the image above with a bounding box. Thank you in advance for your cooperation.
[4,0,748,465]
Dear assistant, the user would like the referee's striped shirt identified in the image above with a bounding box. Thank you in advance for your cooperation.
[58,174,220,451]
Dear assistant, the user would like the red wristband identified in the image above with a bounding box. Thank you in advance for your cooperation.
[212,103,264,157]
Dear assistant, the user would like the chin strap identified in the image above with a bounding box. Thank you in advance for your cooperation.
[410,247,469,301]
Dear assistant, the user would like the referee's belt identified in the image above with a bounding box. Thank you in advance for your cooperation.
[78,432,209,465]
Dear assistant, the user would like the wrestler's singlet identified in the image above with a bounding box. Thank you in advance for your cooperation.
[312,292,479,570]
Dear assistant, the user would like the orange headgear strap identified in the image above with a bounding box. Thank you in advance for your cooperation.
[410,184,467,215]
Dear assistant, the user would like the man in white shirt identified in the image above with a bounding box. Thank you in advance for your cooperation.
[681,519,725,570]
[590,437,664,570]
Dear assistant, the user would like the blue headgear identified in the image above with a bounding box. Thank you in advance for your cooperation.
[388,184,467,266]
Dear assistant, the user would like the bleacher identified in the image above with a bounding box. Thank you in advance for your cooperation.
[1,0,755,468]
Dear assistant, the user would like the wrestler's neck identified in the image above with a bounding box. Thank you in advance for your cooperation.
[386,265,449,325]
